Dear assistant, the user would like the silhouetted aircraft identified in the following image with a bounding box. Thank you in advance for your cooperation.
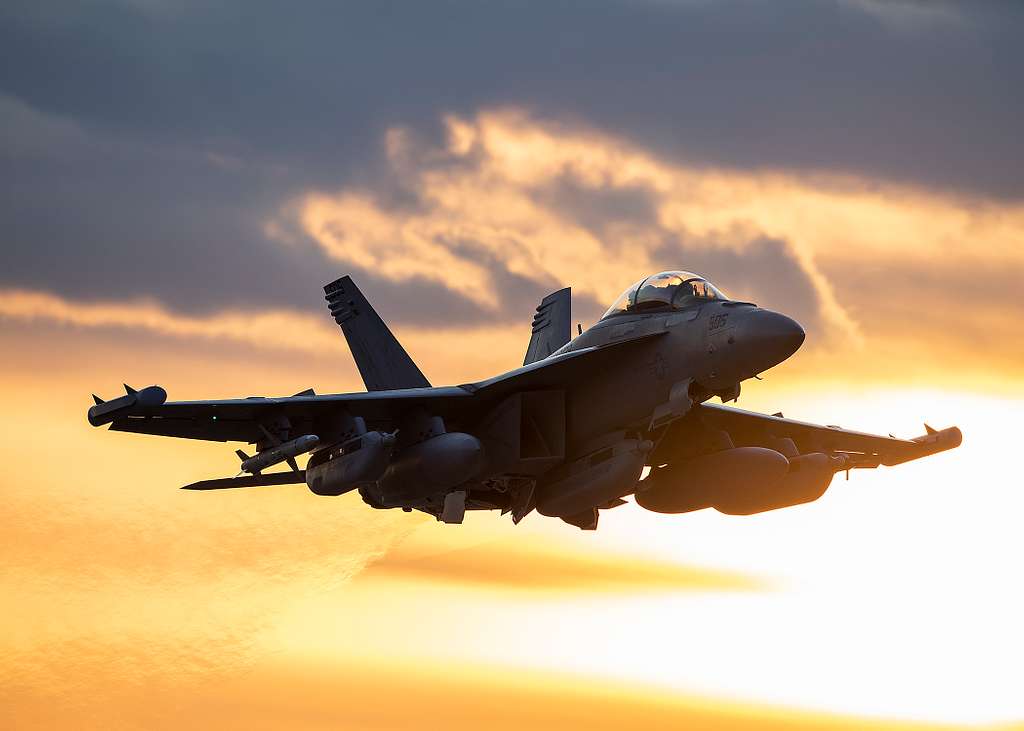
[88,271,961,530]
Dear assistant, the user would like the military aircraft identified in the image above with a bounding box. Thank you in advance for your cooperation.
[87,271,961,530]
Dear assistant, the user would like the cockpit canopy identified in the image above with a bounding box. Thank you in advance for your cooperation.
[601,271,727,320]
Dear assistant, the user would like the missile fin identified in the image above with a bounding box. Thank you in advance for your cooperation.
[235,449,250,461]
[286,456,300,473]
[92,394,105,405]
[924,423,937,435]
[123,384,137,395]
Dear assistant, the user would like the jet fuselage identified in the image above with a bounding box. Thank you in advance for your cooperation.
[556,300,804,455]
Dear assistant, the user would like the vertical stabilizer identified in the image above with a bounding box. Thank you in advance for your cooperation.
[523,288,571,365]
[324,276,431,391]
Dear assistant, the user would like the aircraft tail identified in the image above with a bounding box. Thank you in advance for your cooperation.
[523,288,571,366]
[324,276,431,391]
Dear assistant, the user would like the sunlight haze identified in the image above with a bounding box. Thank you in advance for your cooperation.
[2,0,1022,728]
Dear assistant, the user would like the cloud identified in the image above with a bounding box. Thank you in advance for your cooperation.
[0,288,346,354]
[2,0,1021,198]
[9,100,1024,384]
[289,108,1024,378]
[295,109,834,336]
[360,537,762,593]
[0,288,539,386]
[1,0,1022,334]
[843,0,966,30]
[0,92,337,317]
[817,258,1024,378]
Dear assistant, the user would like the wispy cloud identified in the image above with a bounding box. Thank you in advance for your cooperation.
[0,289,345,354]
[844,0,966,30]
[7,106,1024,384]
[0,288,534,384]
[360,536,762,593]
[293,109,1024,371]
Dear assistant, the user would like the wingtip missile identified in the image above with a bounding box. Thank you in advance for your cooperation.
[882,425,962,466]
[87,384,167,426]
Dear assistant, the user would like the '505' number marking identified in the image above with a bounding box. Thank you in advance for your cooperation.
[708,313,729,331]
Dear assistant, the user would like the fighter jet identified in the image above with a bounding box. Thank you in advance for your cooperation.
[87,271,961,530]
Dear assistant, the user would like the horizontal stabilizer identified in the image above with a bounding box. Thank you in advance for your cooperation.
[182,471,306,490]
[324,276,430,391]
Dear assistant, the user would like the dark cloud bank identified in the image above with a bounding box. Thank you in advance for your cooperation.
[0,0,1020,328]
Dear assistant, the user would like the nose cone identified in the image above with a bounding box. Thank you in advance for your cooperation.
[746,309,805,369]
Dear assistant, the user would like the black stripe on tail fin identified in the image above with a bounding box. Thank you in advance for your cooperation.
[324,276,431,391]
[524,288,571,366]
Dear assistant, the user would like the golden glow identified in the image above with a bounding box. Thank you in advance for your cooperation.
[2,110,1023,729]
[262,389,1024,725]
[3,337,1021,727]
[358,530,762,593]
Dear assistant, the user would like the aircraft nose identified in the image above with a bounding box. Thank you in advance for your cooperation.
[746,309,805,366]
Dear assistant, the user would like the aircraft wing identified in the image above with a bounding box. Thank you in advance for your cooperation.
[690,402,962,468]
[95,386,475,443]
[88,332,666,444]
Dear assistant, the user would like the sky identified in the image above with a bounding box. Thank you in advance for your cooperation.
[1,0,1023,728]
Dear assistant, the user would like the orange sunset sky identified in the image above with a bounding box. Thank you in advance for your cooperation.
[2,1,1023,729]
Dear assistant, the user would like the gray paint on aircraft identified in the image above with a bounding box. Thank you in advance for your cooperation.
[88,271,961,530]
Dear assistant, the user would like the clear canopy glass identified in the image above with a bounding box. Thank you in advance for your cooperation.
[601,271,726,319]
